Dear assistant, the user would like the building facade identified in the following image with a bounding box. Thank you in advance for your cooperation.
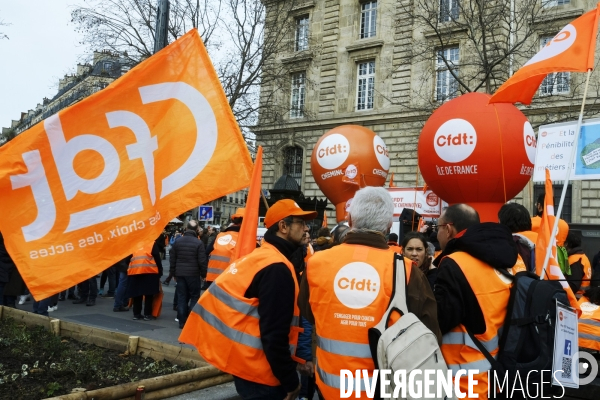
[253,0,600,223]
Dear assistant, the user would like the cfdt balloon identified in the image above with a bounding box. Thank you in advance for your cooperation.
[418,92,535,221]
[311,125,390,222]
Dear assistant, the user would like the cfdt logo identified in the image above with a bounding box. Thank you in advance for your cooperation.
[433,118,477,163]
[373,135,390,170]
[334,262,380,309]
[316,134,350,169]
[217,234,233,246]
[426,192,439,207]
[345,164,358,179]
[524,122,537,164]
[525,24,576,66]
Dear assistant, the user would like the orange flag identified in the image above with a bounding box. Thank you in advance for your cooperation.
[233,146,263,261]
[535,169,581,314]
[389,172,397,188]
[322,211,328,228]
[423,183,428,193]
[490,5,600,105]
[0,29,253,299]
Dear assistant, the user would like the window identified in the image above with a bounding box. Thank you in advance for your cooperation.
[283,146,304,189]
[542,0,570,7]
[295,16,309,51]
[439,0,459,22]
[290,72,306,118]
[360,1,377,39]
[533,183,572,222]
[436,47,460,101]
[539,37,570,95]
[357,61,375,110]
[103,62,112,70]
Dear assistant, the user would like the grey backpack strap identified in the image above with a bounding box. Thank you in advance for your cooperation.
[373,255,409,332]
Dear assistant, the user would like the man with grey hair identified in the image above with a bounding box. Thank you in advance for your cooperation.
[298,186,441,399]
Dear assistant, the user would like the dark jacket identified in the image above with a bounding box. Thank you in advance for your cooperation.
[298,229,442,344]
[0,232,15,284]
[243,231,300,392]
[434,223,518,335]
[113,255,133,274]
[125,243,163,298]
[170,230,207,278]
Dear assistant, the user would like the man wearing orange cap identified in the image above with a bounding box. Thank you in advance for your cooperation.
[192,199,316,400]
[204,207,245,289]
[532,193,569,246]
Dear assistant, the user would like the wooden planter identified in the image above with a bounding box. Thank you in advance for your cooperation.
[0,306,231,399]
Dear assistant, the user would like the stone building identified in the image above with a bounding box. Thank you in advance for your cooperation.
[253,0,600,223]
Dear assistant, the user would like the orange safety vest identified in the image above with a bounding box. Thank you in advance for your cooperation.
[569,253,592,294]
[440,252,511,400]
[185,242,303,386]
[388,244,403,254]
[128,244,159,275]
[207,231,239,282]
[307,244,412,400]
[578,297,600,351]
[304,243,314,264]
[532,216,568,246]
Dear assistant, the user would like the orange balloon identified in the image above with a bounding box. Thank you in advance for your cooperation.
[418,93,535,221]
[311,125,390,222]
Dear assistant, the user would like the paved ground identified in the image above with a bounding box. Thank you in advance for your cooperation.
[13,256,239,398]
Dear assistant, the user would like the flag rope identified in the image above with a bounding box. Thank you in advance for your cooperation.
[540,69,593,279]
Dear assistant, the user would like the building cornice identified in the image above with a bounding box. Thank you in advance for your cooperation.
[534,9,584,27]
[281,50,314,64]
[345,39,384,54]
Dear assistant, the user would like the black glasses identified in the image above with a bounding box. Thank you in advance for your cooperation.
[437,222,453,229]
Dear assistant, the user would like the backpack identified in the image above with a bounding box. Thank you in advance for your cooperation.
[369,254,449,400]
[512,234,535,273]
[468,270,569,399]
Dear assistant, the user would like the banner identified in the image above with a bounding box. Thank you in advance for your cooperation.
[534,118,600,181]
[0,29,253,299]
[387,188,446,217]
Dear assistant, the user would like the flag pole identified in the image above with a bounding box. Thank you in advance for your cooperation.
[540,69,592,279]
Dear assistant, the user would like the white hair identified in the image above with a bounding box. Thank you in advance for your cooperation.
[349,186,394,233]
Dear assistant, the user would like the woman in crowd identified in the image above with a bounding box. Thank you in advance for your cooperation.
[401,231,436,290]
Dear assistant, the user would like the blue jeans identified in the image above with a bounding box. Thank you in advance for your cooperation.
[176,276,201,327]
[113,272,129,308]
[233,376,287,400]
[33,296,55,316]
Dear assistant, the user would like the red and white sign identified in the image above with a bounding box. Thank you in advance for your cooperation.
[387,188,446,217]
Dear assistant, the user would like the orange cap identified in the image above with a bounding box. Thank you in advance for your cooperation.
[264,199,317,228]
[232,208,245,219]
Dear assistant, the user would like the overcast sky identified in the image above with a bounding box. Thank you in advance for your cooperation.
[0,1,85,129]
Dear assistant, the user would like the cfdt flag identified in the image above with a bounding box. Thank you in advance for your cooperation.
[0,29,253,299]
[489,5,600,105]
[535,169,581,315]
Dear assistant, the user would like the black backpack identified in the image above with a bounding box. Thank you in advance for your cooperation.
[468,270,569,399]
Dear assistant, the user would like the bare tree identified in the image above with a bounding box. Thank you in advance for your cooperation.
[71,0,301,130]
[391,0,600,127]
[0,18,10,40]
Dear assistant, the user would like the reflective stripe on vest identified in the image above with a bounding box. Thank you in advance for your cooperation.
[580,319,600,328]
[128,244,158,275]
[210,255,230,263]
[579,332,600,342]
[317,364,374,390]
[206,281,259,318]
[317,335,372,358]
[193,302,262,349]
[442,331,500,354]
[207,267,225,275]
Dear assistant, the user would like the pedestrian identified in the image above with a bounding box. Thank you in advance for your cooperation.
[299,187,441,399]
[113,255,133,312]
[434,204,517,399]
[126,240,163,320]
[98,264,117,298]
[191,199,317,400]
[565,231,592,295]
[401,231,436,290]
[387,232,403,253]
[72,275,98,306]
[313,227,332,251]
[204,208,244,289]
[498,202,537,273]
[0,232,16,306]
[170,220,207,328]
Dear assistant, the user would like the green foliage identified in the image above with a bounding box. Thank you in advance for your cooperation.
[46,382,61,396]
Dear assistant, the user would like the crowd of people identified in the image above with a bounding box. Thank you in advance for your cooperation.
[1,190,600,400]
